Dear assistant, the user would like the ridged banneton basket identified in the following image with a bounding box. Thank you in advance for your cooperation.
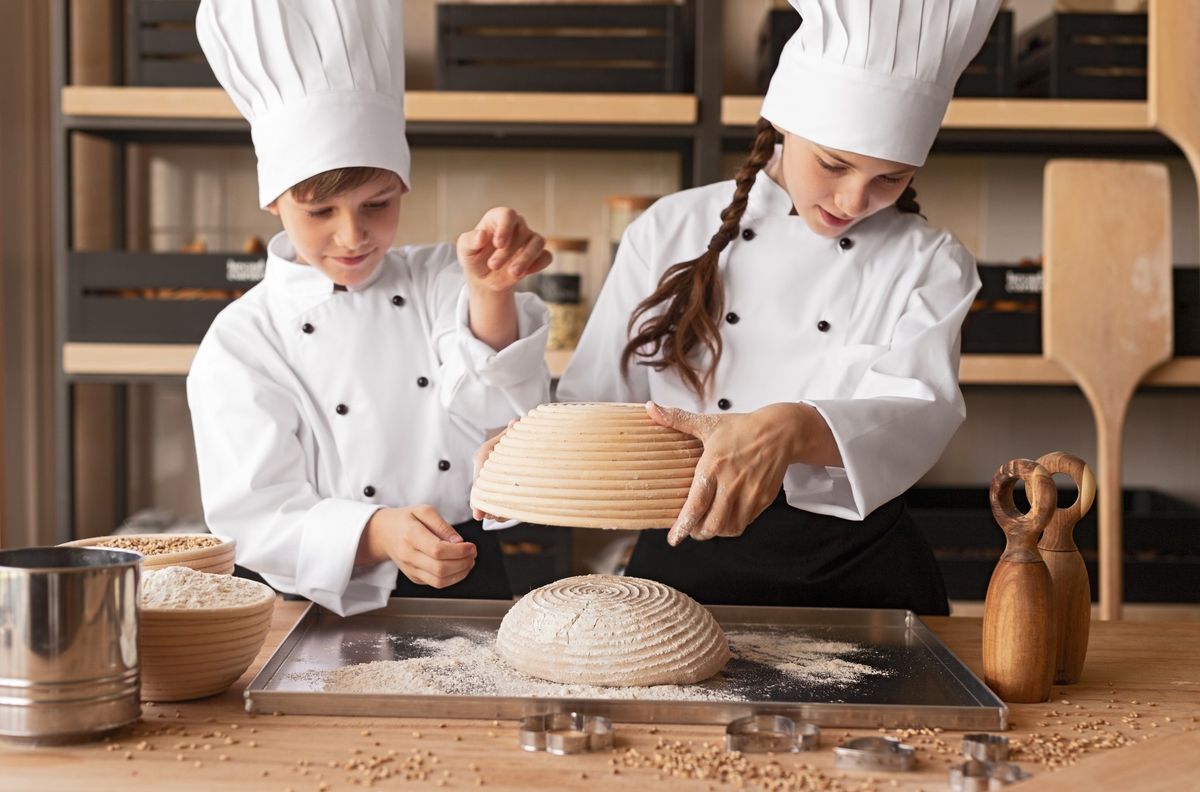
[60,533,236,575]
[139,578,275,702]
[496,575,730,686]
[470,402,700,529]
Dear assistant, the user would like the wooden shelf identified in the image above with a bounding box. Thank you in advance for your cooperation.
[62,86,697,126]
[64,343,1200,387]
[63,342,578,379]
[722,96,1152,132]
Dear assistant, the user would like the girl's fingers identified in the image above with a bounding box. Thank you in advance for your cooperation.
[668,470,717,546]
[692,487,731,541]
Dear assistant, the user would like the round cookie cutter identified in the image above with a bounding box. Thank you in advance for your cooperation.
[724,715,821,753]
[517,712,613,756]
[949,758,1031,791]
[833,736,916,772]
[962,733,1010,762]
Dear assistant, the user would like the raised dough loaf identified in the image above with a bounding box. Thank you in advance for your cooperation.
[496,574,730,686]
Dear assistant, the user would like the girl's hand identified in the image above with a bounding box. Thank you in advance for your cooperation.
[356,505,478,588]
[456,207,553,293]
[647,401,806,546]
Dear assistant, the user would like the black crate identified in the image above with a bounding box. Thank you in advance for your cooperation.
[756,9,800,94]
[436,2,691,93]
[757,10,1013,97]
[908,487,1200,603]
[126,0,217,87]
[68,251,265,344]
[962,264,1199,357]
[497,523,573,596]
[962,263,1043,354]
[1015,12,1147,99]
[955,10,1014,97]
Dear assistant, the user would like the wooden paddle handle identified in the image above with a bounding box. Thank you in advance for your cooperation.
[1036,452,1097,552]
[989,459,1057,562]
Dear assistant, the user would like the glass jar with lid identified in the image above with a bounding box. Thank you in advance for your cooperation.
[606,195,658,267]
[539,237,589,351]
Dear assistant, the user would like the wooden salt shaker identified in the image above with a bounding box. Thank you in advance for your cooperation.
[1037,451,1097,685]
[982,458,1058,703]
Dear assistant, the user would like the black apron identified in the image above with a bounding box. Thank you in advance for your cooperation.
[624,491,949,615]
[389,518,512,600]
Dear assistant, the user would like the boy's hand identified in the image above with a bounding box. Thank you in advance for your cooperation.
[356,505,478,588]
[457,207,553,293]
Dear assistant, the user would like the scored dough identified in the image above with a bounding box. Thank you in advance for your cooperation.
[495,575,730,686]
[470,402,700,529]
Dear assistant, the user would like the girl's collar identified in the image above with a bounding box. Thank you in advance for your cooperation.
[745,144,797,220]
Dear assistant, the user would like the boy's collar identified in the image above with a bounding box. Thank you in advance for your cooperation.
[264,230,387,295]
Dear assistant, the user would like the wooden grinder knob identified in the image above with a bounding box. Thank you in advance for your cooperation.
[982,458,1058,704]
[1037,451,1097,685]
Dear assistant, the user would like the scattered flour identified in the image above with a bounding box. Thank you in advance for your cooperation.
[299,627,887,702]
[141,566,273,609]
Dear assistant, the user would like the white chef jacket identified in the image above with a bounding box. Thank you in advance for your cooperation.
[187,232,550,616]
[558,157,980,521]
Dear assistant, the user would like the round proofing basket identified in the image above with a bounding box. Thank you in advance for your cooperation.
[59,534,235,575]
[470,402,700,529]
[138,585,275,702]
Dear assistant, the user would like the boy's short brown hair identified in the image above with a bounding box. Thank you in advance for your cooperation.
[289,167,398,204]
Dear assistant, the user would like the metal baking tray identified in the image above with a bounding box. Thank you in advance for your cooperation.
[245,599,1006,730]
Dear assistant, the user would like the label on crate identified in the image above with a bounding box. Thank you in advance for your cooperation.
[225,257,267,283]
[1004,268,1043,295]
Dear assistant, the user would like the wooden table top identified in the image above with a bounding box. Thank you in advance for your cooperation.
[3,600,1198,791]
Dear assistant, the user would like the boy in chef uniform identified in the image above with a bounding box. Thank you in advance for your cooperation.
[552,0,1002,613]
[188,0,551,616]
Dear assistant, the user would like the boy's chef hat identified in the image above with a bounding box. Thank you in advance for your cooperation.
[762,0,1002,167]
[196,0,410,207]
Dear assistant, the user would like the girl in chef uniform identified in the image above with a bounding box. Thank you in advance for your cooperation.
[554,0,1002,614]
[187,0,551,616]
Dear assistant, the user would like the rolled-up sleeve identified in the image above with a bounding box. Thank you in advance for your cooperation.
[423,248,551,430]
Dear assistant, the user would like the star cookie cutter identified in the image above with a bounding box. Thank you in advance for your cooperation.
[517,712,614,756]
[724,714,821,753]
[833,736,916,772]
[949,758,1032,791]
[962,733,1010,763]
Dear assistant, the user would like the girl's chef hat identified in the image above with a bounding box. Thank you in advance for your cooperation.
[196,0,411,207]
[762,0,1002,167]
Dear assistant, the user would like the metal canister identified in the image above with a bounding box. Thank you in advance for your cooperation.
[0,547,141,743]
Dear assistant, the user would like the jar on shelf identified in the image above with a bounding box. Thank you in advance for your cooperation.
[606,195,658,267]
[539,237,589,351]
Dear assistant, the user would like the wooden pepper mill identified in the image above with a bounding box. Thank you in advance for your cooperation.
[982,458,1058,703]
[1037,451,1097,685]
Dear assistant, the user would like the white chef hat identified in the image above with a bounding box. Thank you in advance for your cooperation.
[196,0,411,208]
[762,0,1002,167]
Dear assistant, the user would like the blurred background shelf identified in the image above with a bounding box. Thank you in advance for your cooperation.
[62,86,699,127]
[61,344,1200,388]
[723,96,1153,131]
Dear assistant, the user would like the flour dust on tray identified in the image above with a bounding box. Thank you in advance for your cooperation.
[300,624,887,701]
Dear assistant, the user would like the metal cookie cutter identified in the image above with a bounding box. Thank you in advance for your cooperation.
[949,758,1031,791]
[834,736,916,772]
[962,733,1009,763]
[724,715,820,753]
[517,712,613,756]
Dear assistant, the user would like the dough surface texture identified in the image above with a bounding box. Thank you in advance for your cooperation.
[495,574,731,686]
